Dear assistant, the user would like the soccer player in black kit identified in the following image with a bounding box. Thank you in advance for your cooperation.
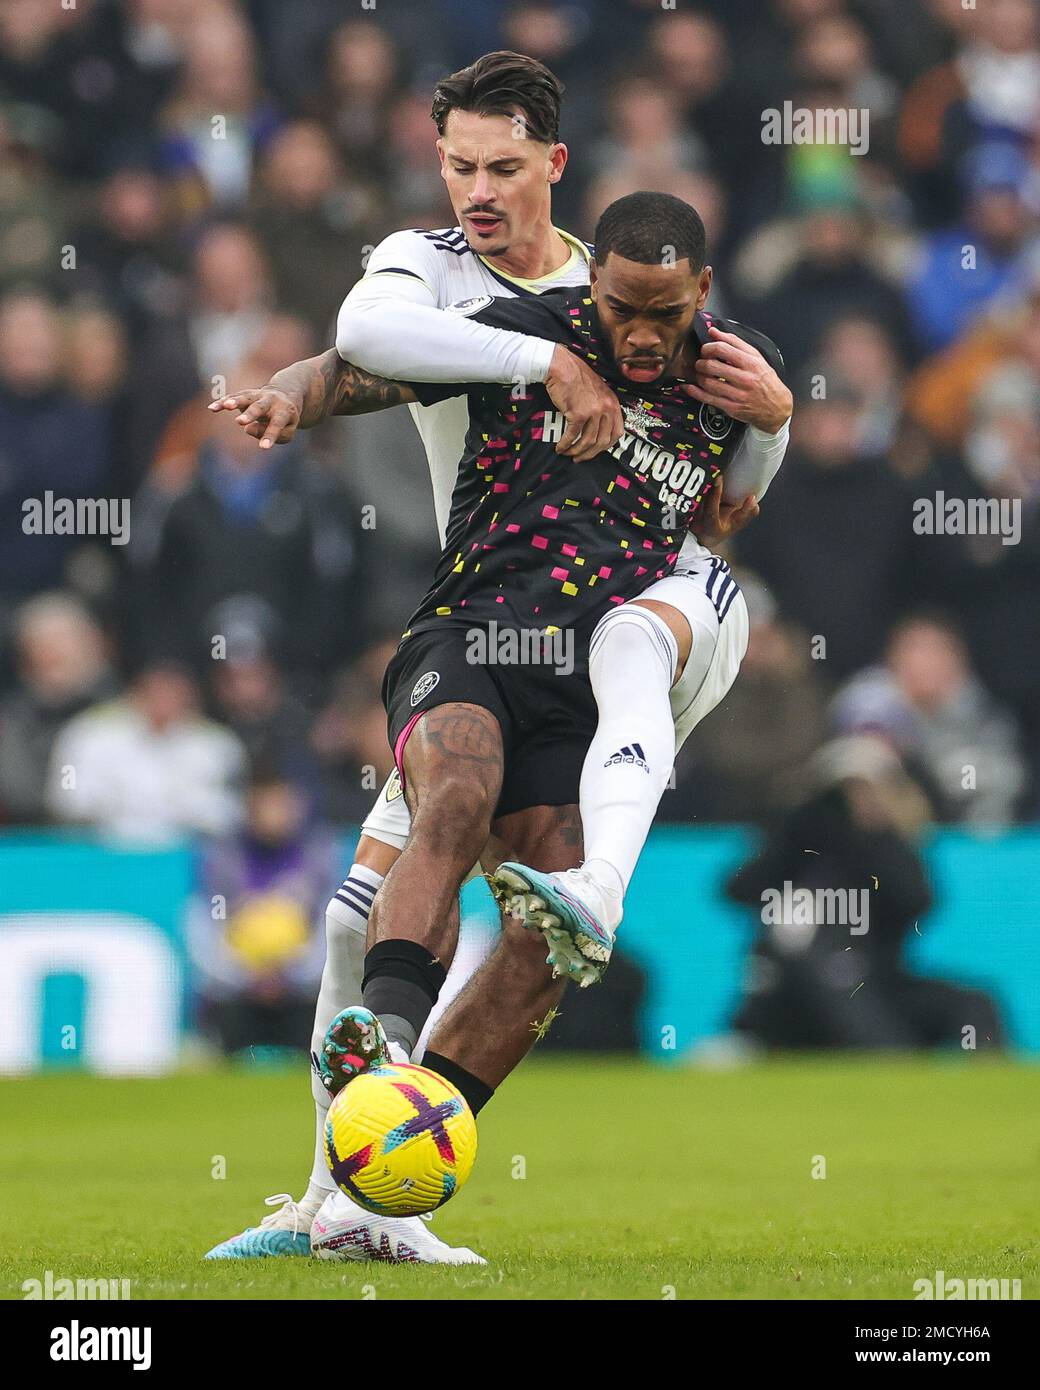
[326,193,786,1119]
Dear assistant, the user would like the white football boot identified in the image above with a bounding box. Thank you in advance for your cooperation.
[204,1192,322,1259]
[489,862,618,986]
[310,1189,486,1265]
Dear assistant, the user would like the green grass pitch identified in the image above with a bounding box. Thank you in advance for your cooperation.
[1,1056,1037,1300]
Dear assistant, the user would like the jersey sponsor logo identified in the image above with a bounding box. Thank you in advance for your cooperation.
[410,671,440,706]
[544,403,714,513]
[698,402,734,440]
[385,768,404,802]
[446,294,494,317]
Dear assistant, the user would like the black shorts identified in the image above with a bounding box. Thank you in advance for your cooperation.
[383,624,597,818]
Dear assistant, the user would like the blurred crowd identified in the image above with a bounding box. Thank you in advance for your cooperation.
[2,0,1039,876]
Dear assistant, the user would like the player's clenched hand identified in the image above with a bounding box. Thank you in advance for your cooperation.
[691,476,759,546]
[208,386,303,449]
[684,326,792,435]
[544,345,624,463]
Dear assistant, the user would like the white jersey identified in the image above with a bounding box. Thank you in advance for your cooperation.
[347,225,594,543]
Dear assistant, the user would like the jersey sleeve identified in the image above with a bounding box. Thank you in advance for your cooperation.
[722,418,790,503]
[402,293,575,406]
[336,243,562,388]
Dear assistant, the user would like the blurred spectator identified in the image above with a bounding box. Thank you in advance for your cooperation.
[0,290,112,606]
[129,347,364,673]
[586,74,707,199]
[208,615,317,791]
[0,0,186,179]
[726,734,1006,1050]
[904,282,1040,450]
[500,2,602,221]
[817,314,906,457]
[965,297,1040,504]
[0,101,67,294]
[906,142,1040,352]
[743,190,918,376]
[311,637,400,823]
[0,594,117,824]
[313,19,403,184]
[668,574,829,825]
[960,0,1040,141]
[383,87,456,226]
[156,5,281,219]
[124,221,273,476]
[642,8,782,252]
[46,660,245,841]
[794,12,900,128]
[832,614,1027,824]
[251,121,375,339]
[72,161,185,342]
[188,763,337,1055]
[734,377,919,679]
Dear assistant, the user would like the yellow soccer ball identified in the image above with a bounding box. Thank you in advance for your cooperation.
[324,1063,478,1216]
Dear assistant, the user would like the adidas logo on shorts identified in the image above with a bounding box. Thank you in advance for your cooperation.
[604,743,650,774]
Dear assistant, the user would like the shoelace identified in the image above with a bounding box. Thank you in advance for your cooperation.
[260,1193,301,1237]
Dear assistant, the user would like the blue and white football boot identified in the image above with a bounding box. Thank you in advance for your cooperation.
[488,863,617,987]
[204,1193,319,1259]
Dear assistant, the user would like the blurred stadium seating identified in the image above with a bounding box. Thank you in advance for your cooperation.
[1,0,1038,1068]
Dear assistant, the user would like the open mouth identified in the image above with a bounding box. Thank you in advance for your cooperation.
[619,358,665,383]
[465,211,505,237]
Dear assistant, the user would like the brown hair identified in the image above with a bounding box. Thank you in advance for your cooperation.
[431,50,564,145]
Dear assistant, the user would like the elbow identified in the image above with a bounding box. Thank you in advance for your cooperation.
[334,299,381,368]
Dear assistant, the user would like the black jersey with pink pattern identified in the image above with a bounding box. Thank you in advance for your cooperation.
[404,288,782,653]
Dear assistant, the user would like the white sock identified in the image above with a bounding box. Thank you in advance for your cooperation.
[306,864,383,1194]
[580,608,677,911]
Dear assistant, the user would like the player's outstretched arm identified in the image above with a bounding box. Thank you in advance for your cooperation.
[208,349,418,449]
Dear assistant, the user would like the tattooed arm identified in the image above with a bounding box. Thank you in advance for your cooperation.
[207,348,419,449]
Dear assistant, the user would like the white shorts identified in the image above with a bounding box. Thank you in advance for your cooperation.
[360,766,412,852]
[360,551,748,849]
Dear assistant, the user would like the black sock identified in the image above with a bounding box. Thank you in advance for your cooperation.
[422,1050,495,1115]
[362,939,446,1054]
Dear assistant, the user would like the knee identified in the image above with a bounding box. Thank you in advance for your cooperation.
[592,603,679,685]
[413,774,497,856]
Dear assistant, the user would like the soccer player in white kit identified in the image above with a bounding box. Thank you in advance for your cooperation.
[204,52,791,1264]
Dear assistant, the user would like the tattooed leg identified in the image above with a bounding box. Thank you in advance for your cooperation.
[422,803,584,1088]
[366,703,504,964]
